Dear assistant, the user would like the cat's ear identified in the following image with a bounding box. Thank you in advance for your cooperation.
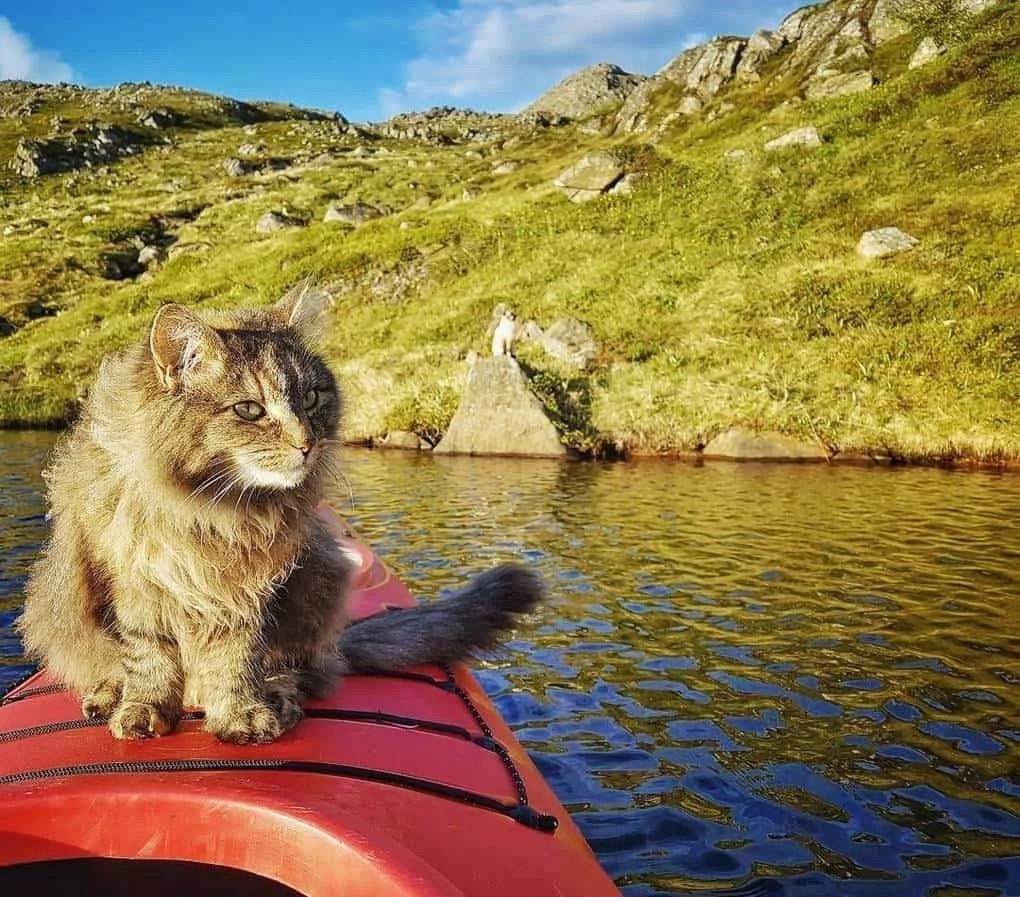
[149,303,225,391]
[273,282,330,338]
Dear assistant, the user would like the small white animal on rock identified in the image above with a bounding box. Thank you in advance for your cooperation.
[491,309,518,356]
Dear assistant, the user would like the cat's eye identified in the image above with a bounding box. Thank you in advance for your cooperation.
[233,401,265,421]
[302,388,319,411]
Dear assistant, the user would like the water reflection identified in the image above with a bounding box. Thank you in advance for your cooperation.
[1,434,1018,895]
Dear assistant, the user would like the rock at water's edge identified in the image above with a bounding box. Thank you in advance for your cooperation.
[435,356,568,457]
[703,428,829,461]
[378,430,425,450]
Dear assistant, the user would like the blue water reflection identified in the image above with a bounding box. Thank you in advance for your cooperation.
[1,433,1018,895]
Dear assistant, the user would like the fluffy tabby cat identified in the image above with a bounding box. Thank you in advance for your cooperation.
[18,286,542,744]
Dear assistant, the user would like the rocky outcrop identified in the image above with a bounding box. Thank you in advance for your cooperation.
[377,106,509,144]
[553,152,625,202]
[703,428,829,461]
[10,125,149,178]
[434,357,568,457]
[521,63,645,121]
[857,226,920,258]
[609,0,1005,134]
[137,108,179,129]
[615,37,747,133]
[870,0,914,43]
[736,30,788,82]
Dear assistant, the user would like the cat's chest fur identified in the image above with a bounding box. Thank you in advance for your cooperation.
[95,482,301,634]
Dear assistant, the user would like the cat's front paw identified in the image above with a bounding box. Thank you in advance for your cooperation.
[108,700,179,739]
[82,678,123,720]
[265,681,306,732]
[206,702,285,745]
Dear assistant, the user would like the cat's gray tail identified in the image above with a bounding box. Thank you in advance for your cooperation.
[338,564,543,673]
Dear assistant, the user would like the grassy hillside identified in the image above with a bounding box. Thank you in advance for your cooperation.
[0,5,1017,464]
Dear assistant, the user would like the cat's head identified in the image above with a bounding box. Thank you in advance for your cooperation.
[144,286,340,496]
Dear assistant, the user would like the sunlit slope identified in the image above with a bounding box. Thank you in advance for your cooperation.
[0,6,1016,462]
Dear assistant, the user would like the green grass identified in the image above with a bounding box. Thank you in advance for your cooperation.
[0,5,1017,464]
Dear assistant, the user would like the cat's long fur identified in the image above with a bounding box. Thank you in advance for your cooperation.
[18,287,542,744]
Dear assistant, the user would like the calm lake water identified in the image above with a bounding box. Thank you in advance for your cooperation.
[1,430,1018,896]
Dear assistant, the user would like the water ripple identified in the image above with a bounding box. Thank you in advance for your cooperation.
[2,435,1019,895]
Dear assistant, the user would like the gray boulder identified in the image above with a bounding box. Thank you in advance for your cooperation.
[677,95,704,116]
[378,430,425,451]
[137,245,166,267]
[256,211,304,234]
[857,227,920,258]
[805,69,876,100]
[608,172,644,196]
[434,357,568,457]
[703,428,828,461]
[492,160,521,175]
[137,108,178,129]
[765,126,823,151]
[540,318,598,369]
[223,158,251,177]
[522,63,645,121]
[323,203,386,226]
[909,36,946,68]
[554,151,625,203]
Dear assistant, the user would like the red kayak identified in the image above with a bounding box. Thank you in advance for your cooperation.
[0,507,620,897]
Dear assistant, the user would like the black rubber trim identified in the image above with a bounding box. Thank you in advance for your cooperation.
[303,708,487,745]
[0,758,556,831]
[0,682,67,705]
[0,712,204,745]
[0,709,486,749]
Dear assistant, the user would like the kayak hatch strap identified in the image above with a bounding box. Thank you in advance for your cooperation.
[0,681,67,705]
[437,663,559,834]
[0,709,483,749]
[304,708,486,745]
[0,758,555,830]
[0,712,205,745]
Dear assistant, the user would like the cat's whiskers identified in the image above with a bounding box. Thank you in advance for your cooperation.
[318,455,356,509]
[188,467,234,501]
[209,472,246,508]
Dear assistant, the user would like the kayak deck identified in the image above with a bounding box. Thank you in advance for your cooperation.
[0,507,620,896]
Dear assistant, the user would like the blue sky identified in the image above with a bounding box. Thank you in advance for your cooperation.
[1,2,788,122]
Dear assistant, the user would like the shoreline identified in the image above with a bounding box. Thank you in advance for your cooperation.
[3,421,1016,473]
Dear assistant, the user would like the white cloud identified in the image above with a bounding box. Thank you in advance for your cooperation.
[385,0,702,116]
[0,17,74,83]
